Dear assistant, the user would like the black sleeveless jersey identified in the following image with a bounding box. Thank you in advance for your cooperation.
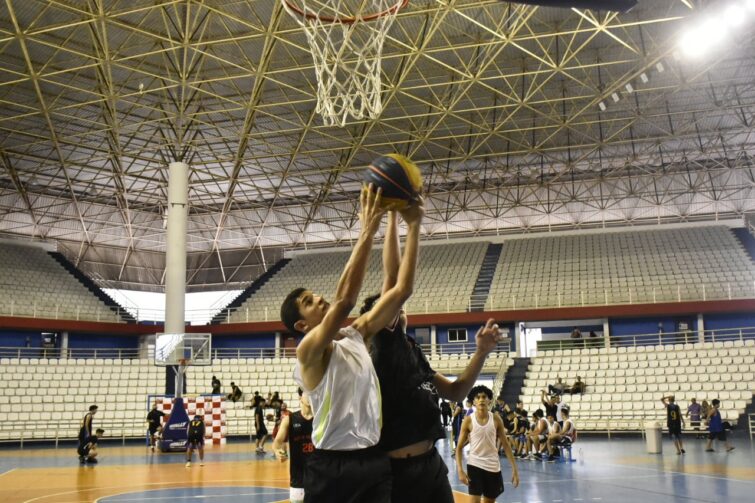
[667,404,682,428]
[188,419,205,439]
[288,411,314,488]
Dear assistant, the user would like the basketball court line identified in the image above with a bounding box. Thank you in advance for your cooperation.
[603,459,755,483]
[93,486,289,502]
[0,468,16,477]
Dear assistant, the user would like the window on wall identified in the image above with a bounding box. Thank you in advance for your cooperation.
[448,328,468,342]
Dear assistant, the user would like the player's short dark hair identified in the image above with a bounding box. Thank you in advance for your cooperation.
[89,405,98,411]
[360,293,381,315]
[468,385,493,402]
[712,399,720,407]
[281,287,307,335]
[561,407,570,417]
[520,410,528,417]
[533,409,544,418]
[297,387,303,397]
[95,428,104,434]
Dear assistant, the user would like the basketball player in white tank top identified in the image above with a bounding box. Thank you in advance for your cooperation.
[281,185,425,503]
[456,385,520,503]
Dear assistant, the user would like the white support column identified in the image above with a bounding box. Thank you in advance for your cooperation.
[430,325,437,357]
[603,318,610,348]
[275,332,281,358]
[697,314,705,343]
[516,323,525,357]
[60,331,68,359]
[165,161,189,397]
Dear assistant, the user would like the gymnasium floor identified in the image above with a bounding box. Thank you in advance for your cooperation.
[0,436,752,503]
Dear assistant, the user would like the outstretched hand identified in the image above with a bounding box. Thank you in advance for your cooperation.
[399,195,425,225]
[475,318,503,355]
[360,184,385,235]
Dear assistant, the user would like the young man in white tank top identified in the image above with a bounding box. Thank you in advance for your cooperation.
[281,185,424,503]
[546,407,575,462]
[455,385,520,503]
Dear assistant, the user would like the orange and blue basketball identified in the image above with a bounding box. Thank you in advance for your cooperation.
[363,153,422,209]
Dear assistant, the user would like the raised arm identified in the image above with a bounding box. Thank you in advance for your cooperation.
[434,319,503,401]
[297,185,384,362]
[381,211,400,295]
[660,396,670,406]
[353,198,423,341]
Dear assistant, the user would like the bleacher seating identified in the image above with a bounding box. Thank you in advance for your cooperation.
[520,341,755,431]
[0,349,513,441]
[0,242,124,322]
[486,226,755,310]
[0,357,162,440]
[226,241,488,323]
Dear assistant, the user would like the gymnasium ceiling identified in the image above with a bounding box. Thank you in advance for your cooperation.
[0,0,754,291]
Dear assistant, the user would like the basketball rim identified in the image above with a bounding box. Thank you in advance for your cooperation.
[282,0,408,24]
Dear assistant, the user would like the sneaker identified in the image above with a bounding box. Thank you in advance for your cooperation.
[199,462,204,466]
[705,449,715,452]
[86,458,98,464]
[79,456,86,465]
[150,446,155,452]
[185,461,191,467]
[533,453,543,460]
[681,449,685,454]
[726,446,735,452]
[547,455,557,462]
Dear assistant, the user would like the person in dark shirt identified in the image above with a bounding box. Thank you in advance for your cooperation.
[452,401,464,449]
[185,415,206,467]
[440,400,452,428]
[273,388,314,503]
[541,390,558,418]
[78,428,104,464]
[705,399,734,452]
[660,395,685,455]
[146,402,165,452]
[211,375,221,394]
[227,382,242,402]
[77,405,98,461]
[686,398,702,438]
[254,402,269,453]
[362,210,505,503]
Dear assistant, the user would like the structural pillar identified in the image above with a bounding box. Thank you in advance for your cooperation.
[603,319,611,348]
[275,332,281,358]
[430,325,437,357]
[697,314,705,343]
[165,161,189,397]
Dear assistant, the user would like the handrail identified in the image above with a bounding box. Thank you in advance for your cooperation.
[536,326,755,352]
[749,413,755,441]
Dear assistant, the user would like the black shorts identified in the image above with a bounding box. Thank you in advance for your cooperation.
[467,464,503,500]
[555,437,572,447]
[257,425,268,439]
[149,426,159,436]
[709,431,727,441]
[668,425,682,439]
[690,421,700,428]
[390,447,453,503]
[304,446,391,503]
[187,436,204,449]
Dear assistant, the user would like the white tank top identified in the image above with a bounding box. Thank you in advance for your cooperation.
[468,411,500,473]
[293,326,382,450]
[561,420,575,440]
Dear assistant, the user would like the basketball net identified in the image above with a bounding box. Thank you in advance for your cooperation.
[281,0,407,127]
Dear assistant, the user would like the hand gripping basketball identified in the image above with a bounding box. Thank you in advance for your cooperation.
[360,184,386,236]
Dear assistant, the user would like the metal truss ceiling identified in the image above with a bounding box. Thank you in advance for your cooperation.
[0,0,754,290]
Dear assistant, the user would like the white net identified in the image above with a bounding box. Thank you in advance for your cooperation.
[282,0,407,127]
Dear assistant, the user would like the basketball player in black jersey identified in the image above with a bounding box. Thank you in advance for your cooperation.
[77,405,98,461]
[273,388,315,503]
[362,210,505,503]
[661,395,685,455]
[185,414,205,467]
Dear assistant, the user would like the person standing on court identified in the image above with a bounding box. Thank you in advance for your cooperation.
[660,395,685,455]
[273,388,315,503]
[282,185,422,502]
[705,399,735,452]
[146,402,165,452]
[362,208,507,503]
[77,404,98,460]
[456,385,519,503]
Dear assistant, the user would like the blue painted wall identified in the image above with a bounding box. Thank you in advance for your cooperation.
[212,334,276,349]
[0,330,43,347]
[704,313,755,331]
[67,333,139,349]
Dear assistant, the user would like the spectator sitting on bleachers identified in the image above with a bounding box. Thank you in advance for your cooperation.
[526,409,552,460]
[570,327,582,338]
[547,378,566,396]
[227,382,242,403]
[514,400,525,417]
[211,375,221,394]
[512,410,529,457]
[251,391,264,408]
[568,376,585,395]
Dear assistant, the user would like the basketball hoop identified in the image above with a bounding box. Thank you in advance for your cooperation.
[281,0,409,126]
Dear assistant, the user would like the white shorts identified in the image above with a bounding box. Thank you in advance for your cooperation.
[290,487,305,503]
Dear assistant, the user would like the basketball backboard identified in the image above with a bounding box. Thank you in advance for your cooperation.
[154,332,212,366]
